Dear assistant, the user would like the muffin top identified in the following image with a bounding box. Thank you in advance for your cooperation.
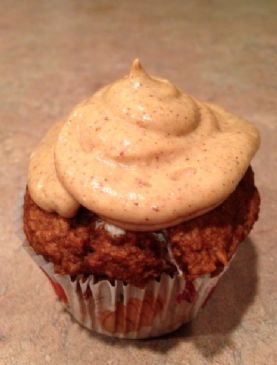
[28,59,260,231]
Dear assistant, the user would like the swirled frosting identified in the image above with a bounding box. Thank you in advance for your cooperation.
[28,59,260,231]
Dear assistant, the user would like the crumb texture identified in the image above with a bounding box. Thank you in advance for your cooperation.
[24,168,260,285]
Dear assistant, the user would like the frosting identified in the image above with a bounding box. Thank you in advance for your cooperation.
[28,59,260,231]
[28,120,79,218]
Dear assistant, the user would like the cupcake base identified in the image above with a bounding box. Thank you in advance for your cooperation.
[23,242,228,339]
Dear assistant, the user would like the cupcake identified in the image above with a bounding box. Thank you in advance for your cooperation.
[22,59,260,339]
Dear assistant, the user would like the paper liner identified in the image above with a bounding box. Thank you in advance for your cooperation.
[23,241,229,338]
[18,191,229,339]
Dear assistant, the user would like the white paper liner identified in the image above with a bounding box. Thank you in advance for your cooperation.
[18,191,230,339]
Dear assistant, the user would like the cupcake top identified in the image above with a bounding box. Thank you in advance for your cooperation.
[28,59,260,231]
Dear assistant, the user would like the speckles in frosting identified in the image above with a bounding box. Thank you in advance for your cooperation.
[168,166,197,181]
[28,59,260,230]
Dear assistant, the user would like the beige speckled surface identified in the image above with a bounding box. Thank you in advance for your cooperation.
[1,1,276,364]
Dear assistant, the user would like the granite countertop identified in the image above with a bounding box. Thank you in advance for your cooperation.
[0,1,276,364]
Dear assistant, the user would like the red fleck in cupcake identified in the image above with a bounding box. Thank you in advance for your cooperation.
[22,59,260,338]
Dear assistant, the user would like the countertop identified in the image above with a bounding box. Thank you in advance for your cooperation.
[0,1,276,364]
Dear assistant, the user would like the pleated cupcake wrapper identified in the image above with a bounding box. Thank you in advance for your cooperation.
[17,192,229,339]
[22,241,228,339]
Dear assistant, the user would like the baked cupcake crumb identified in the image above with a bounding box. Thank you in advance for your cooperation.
[23,167,260,286]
